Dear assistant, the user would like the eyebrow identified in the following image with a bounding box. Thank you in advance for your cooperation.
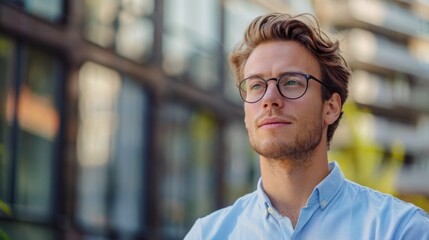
[244,73,263,79]
[277,71,307,77]
[244,71,307,79]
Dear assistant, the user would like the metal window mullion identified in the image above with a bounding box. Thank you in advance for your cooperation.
[7,41,26,209]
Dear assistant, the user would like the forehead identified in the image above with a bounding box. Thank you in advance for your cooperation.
[244,41,321,78]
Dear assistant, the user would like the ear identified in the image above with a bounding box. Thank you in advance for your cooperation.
[324,93,342,126]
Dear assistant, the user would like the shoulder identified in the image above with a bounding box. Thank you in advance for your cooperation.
[343,179,419,213]
[184,191,259,239]
[341,179,429,236]
[343,179,417,211]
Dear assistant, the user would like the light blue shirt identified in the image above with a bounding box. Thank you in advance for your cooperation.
[185,162,429,239]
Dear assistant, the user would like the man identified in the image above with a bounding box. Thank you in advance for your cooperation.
[185,13,429,239]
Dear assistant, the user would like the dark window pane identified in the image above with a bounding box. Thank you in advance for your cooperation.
[0,220,56,240]
[15,46,63,220]
[158,103,217,238]
[0,34,64,237]
[0,35,15,203]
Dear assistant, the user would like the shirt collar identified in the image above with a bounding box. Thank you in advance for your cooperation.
[257,177,271,218]
[314,161,344,209]
[257,161,345,217]
[257,177,282,218]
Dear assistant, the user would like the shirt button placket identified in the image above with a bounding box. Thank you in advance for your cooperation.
[268,207,275,215]
[321,200,327,208]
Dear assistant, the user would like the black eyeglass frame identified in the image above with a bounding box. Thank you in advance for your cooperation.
[237,72,331,103]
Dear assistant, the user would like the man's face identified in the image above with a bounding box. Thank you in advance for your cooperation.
[243,40,328,161]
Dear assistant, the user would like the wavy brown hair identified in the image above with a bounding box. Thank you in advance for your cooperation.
[229,13,351,146]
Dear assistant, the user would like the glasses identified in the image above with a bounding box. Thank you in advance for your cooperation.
[238,72,330,103]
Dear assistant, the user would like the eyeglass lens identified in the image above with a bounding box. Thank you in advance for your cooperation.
[239,73,309,102]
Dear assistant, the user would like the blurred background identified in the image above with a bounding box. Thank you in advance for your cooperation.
[0,0,429,239]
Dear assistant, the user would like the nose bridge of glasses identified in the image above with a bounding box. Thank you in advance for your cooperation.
[266,77,279,84]
[265,77,280,91]
[264,77,283,97]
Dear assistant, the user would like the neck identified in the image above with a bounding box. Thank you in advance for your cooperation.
[260,149,330,227]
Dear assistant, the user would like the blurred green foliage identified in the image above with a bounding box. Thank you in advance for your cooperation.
[330,101,429,212]
[0,199,11,240]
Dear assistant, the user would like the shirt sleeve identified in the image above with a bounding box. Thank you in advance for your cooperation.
[184,219,202,240]
[399,209,429,240]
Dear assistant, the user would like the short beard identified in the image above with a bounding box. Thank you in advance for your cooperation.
[249,119,323,166]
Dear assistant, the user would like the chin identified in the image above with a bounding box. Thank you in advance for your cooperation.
[252,140,290,157]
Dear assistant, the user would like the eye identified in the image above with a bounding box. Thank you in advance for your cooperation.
[285,80,299,86]
[250,82,262,90]
[282,79,304,87]
[248,79,266,91]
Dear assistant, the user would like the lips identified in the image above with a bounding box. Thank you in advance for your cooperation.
[258,118,292,127]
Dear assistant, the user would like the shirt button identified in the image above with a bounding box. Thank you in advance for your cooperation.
[268,207,274,214]
[321,200,327,207]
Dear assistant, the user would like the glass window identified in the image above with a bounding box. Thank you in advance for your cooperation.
[15,46,63,220]
[0,221,56,240]
[84,0,154,62]
[23,0,64,22]
[76,62,149,237]
[111,76,148,235]
[224,121,259,205]
[223,1,267,103]
[163,0,220,90]
[0,35,63,239]
[5,0,64,22]
[158,103,217,238]
[0,35,15,204]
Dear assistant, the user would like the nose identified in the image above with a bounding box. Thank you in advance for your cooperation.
[261,82,284,109]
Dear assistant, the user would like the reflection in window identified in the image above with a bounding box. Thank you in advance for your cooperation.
[116,7,154,60]
[23,0,64,22]
[224,121,259,205]
[5,0,64,22]
[15,47,62,220]
[158,104,217,238]
[0,35,15,205]
[163,0,220,90]
[111,76,148,235]
[77,62,148,237]
[0,35,63,239]
[84,0,154,62]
